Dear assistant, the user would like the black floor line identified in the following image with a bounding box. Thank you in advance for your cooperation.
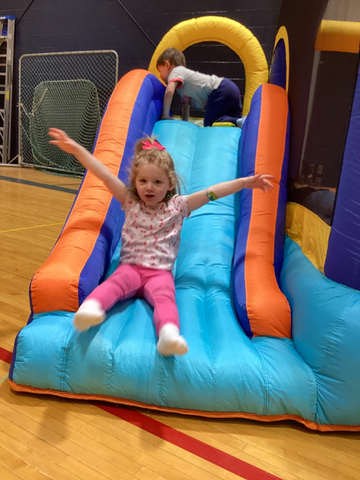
[0,175,79,194]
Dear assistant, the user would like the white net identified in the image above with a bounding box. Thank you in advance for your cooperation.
[19,50,118,175]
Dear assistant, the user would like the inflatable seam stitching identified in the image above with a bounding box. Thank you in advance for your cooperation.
[107,351,115,395]
[204,279,217,410]
[60,335,72,392]
[253,340,270,416]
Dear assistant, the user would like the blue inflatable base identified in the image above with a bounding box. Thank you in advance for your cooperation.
[10,121,360,430]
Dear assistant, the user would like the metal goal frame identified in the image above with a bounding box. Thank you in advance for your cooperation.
[18,50,118,175]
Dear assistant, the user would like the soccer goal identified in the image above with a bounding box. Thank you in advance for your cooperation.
[19,50,118,175]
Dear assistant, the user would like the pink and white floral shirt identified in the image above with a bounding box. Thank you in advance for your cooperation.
[120,194,190,270]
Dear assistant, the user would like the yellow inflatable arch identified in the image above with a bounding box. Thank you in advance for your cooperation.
[273,26,290,93]
[148,16,269,116]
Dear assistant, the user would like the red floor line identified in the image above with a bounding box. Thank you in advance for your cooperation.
[95,402,281,480]
[2,347,280,480]
[0,347,12,364]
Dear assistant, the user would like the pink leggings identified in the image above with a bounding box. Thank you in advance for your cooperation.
[87,264,179,334]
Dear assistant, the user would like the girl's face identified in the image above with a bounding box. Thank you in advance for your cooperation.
[135,163,173,206]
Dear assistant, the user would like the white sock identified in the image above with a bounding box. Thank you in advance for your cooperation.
[157,323,189,357]
[236,116,247,128]
[73,299,106,332]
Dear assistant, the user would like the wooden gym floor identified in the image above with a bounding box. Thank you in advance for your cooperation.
[0,166,359,480]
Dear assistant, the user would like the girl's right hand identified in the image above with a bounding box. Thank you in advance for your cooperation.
[246,173,275,192]
[48,128,79,155]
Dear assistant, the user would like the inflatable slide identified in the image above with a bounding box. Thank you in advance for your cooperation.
[8,17,360,432]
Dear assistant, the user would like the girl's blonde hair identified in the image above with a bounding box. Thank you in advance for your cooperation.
[128,137,182,201]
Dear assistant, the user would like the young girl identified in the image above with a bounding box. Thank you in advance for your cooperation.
[48,128,274,356]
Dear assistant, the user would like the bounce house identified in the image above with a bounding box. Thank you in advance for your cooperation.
[8,14,360,432]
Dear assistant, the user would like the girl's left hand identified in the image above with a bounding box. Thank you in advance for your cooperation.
[48,128,79,155]
[247,174,275,192]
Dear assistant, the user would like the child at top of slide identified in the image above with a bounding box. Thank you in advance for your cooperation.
[156,47,246,127]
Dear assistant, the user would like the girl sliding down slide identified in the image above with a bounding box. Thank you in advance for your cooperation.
[48,127,274,356]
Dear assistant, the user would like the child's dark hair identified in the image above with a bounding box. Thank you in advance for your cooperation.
[128,137,182,202]
[156,48,186,68]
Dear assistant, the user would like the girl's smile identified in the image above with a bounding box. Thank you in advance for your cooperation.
[135,163,173,206]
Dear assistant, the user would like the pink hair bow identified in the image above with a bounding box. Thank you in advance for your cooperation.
[142,139,165,151]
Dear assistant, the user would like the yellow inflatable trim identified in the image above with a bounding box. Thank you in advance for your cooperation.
[273,26,290,93]
[148,16,268,116]
[315,20,360,53]
[286,202,330,273]
[212,122,236,127]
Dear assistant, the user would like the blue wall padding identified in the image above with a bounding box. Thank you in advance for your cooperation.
[281,237,360,425]
[324,65,360,289]
[269,38,287,90]
[78,74,164,304]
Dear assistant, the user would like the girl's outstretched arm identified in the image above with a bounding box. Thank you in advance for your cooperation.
[48,128,127,204]
[187,174,274,213]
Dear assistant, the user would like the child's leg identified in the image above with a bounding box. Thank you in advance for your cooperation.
[142,270,188,356]
[74,264,142,332]
[204,78,242,127]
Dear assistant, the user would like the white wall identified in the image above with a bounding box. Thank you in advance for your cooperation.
[324,0,360,21]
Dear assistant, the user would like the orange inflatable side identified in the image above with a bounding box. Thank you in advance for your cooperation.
[234,83,291,338]
[30,70,153,314]
[246,85,291,337]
